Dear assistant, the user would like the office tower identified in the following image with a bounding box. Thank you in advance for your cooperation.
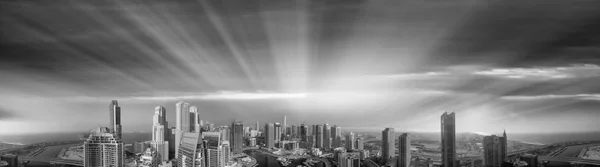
[398,133,411,167]
[291,125,297,138]
[315,125,324,148]
[382,128,395,163]
[255,121,260,131]
[300,124,308,142]
[337,152,361,167]
[346,132,355,151]
[109,100,122,139]
[283,116,287,137]
[332,125,341,148]
[265,123,275,148]
[356,137,364,150]
[231,121,244,154]
[441,112,456,167]
[323,124,331,149]
[220,126,231,142]
[175,101,191,158]
[0,154,18,167]
[191,106,201,133]
[168,127,176,157]
[84,127,124,167]
[176,132,204,167]
[483,131,507,167]
[222,141,231,165]
[152,106,170,162]
[204,132,223,167]
[274,122,282,142]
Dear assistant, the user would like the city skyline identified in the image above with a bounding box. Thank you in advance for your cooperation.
[3,0,600,135]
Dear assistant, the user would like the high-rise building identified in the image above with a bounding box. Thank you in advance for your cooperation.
[382,128,395,163]
[265,123,275,148]
[346,132,355,151]
[176,132,204,167]
[168,127,176,158]
[84,127,124,167]
[283,116,287,137]
[222,141,231,166]
[332,125,342,148]
[291,125,298,139]
[274,122,282,142]
[231,121,244,154]
[109,100,122,139]
[398,133,411,167]
[337,152,361,167]
[300,124,309,142]
[220,126,231,142]
[323,124,331,149]
[0,154,18,167]
[441,112,456,167]
[191,106,202,133]
[138,148,161,167]
[152,106,170,162]
[315,125,324,148]
[255,122,260,131]
[483,131,507,167]
[175,101,191,158]
[204,132,224,167]
[356,137,364,150]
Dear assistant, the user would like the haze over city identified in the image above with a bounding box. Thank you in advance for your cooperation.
[2,0,600,135]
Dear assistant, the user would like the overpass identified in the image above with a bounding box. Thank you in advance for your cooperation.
[538,156,600,166]
[20,156,83,166]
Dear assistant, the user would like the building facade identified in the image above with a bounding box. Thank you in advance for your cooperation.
[483,131,507,167]
[84,127,124,167]
[231,122,244,154]
[176,101,191,158]
[398,133,411,167]
[441,112,457,167]
[109,100,122,139]
[346,132,355,151]
[265,123,275,149]
[382,128,395,163]
[337,152,361,167]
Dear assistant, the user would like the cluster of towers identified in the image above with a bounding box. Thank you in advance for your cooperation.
[83,100,124,167]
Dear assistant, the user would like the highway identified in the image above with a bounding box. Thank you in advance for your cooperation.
[539,156,600,166]
[20,156,83,166]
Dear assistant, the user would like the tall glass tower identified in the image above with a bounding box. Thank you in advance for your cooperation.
[109,100,121,139]
[84,127,124,167]
[441,112,456,167]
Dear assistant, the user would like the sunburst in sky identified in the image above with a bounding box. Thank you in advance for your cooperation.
[1,0,600,134]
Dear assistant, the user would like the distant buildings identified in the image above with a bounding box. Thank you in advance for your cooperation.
[84,127,124,167]
[356,137,364,151]
[315,125,324,148]
[138,148,160,167]
[275,122,282,142]
[332,125,342,148]
[109,100,122,139]
[382,128,395,163]
[337,152,361,167]
[483,131,507,167]
[346,132,355,151]
[441,112,457,167]
[300,124,309,142]
[231,121,244,154]
[283,116,287,138]
[398,133,411,167]
[265,123,275,148]
[324,124,332,149]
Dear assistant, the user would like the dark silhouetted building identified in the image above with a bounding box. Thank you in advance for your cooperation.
[265,123,275,148]
[315,125,324,148]
[231,121,244,154]
[300,124,309,142]
[332,125,342,148]
[441,112,456,167]
[324,124,331,149]
[398,133,411,167]
[483,131,507,167]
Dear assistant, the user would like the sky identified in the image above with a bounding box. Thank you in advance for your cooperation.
[1,0,600,134]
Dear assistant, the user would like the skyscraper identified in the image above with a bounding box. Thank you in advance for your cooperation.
[175,101,191,158]
[191,106,202,133]
[231,121,244,154]
[356,137,364,150]
[441,112,456,167]
[204,132,223,167]
[176,132,203,167]
[220,126,230,142]
[315,124,323,148]
[398,133,411,167]
[84,127,124,167]
[265,123,275,148]
[300,124,308,142]
[346,132,355,151]
[382,128,395,163]
[323,124,331,149]
[283,116,287,137]
[152,106,169,162]
[332,125,342,148]
[483,131,507,167]
[274,122,282,142]
[255,121,260,131]
[109,100,122,139]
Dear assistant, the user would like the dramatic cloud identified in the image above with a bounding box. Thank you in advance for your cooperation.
[0,107,19,120]
[502,94,600,101]
[127,91,308,101]
[474,64,600,80]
